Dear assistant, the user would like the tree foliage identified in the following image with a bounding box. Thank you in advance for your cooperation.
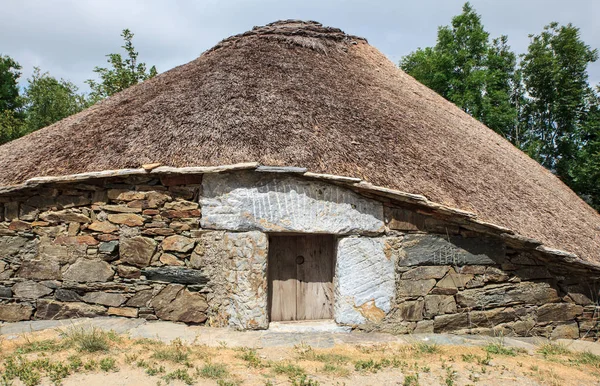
[400,3,519,139]
[86,29,157,103]
[23,67,87,133]
[520,22,598,179]
[401,2,600,211]
[0,55,23,114]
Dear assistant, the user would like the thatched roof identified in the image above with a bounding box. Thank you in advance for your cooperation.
[0,20,598,261]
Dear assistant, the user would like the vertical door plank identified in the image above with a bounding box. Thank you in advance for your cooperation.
[268,237,297,321]
[297,235,334,320]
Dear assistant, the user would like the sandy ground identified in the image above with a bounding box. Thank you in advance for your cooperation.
[1,318,600,385]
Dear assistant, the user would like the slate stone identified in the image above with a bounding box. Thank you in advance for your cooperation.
[396,300,424,322]
[17,259,61,280]
[335,237,396,325]
[402,266,450,280]
[107,307,138,318]
[201,172,384,234]
[424,295,457,318]
[537,303,584,323]
[35,300,106,319]
[120,236,156,267]
[456,282,560,310]
[396,279,437,297]
[125,290,153,307]
[551,323,580,339]
[116,265,141,279]
[0,286,12,298]
[62,259,115,282]
[55,288,83,302]
[39,210,90,223]
[161,235,195,253]
[141,267,208,285]
[400,234,505,266]
[82,292,126,307]
[99,241,119,254]
[150,284,208,323]
[0,236,28,256]
[433,307,517,333]
[12,281,53,299]
[0,304,33,322]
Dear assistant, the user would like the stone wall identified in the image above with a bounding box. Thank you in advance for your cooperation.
[0,170,598,340]
[0,173,268,328]
[338,213,600,340]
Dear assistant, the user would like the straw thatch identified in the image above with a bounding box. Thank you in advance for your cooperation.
[0,20,598,261]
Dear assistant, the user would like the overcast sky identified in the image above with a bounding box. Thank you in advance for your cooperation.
[3,0,599,92]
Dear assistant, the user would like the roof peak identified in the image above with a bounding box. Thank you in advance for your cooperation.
[208,19,366,54]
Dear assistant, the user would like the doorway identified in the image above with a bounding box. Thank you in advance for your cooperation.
[268,235,335,322]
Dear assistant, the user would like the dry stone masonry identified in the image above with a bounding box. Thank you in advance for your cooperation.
[0,169,599,340]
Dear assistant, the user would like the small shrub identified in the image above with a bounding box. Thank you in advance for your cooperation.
[403,373,420,386]
[61,327,111,353]
[100,357,118,372]
[273,362,306,377]
[145,364,166,376]
[572,351,600,367]
[291,374,320,386]
[354,359,382,372]
[163,369,195,385]
[15,339,62,354]
[484,342,517,356]
[199,363,229,379]
[84,359,98,371]
[538,342,572,357]
[413,342,440,354]
[444,366,458,386]
[321,363,350,377]
[67,355,82,371]
[238,348,263,368]
[151,339,190,364]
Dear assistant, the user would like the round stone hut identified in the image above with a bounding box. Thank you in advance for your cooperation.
[0,21,599,339]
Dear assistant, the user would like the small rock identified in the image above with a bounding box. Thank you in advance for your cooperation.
[108,307,139,318]
[107,213,145,227]
[82,292,126,307]
[120,236,157,268]
[99,241,119,254]
[151,284,208,323]
[62,259,115,282]
[102,205,142,213]
[0,304,33,322]
[54,235,99,246]
[17,259,61,280]
[40,210,91,223]
[160,253,185,266]
[8,220,31,231]
[116,265,141,279]
[35,300,106,319]
[88,221,118,233]
[12,281,53,299]
[162,235,195,253]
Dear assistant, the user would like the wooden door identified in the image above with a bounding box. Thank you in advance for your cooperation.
[268,235,334,322]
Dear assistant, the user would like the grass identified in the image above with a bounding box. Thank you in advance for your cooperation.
[538,342,572,357]
[100,357,119,372]
[413,341,441,354]
[162,369,195,385]
[484,342,518,356]
[60,327,114,353]
[403,373,420,386]
[2,328,600,386]
[273,362,306,377]
[150,339,190,364]
[321,363,350,377]
[198,362,229,379]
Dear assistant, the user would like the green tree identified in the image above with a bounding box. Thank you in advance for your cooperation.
[0,54,25,144]
[400,2,520,139]
[0,54,23,114]
[23,67,87,133]
[570,86,600,210]
[86,29,157,103]
[520,22,598,181]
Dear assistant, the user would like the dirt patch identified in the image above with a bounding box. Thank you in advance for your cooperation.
[1,328,599,385]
